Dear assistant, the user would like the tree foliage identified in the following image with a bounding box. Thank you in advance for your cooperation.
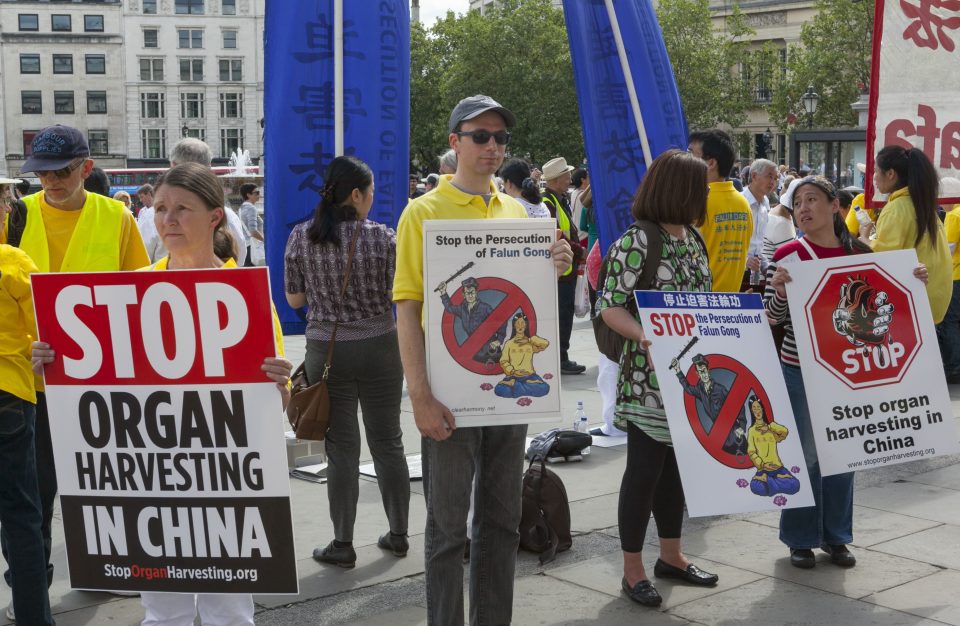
[409,0,583,171]
[656,0,755,131]
[766,0,874,131]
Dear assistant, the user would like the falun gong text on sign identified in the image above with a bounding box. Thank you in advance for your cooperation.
[31,268,297,594]
[785,250,959,477]
[868,0,960,205]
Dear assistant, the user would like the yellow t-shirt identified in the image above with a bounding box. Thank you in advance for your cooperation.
[38,192,149,272]
[393,175,527,302]
[698,180,753,292]
[149,256,286,356]
[844,193,877,235]
[0,245,39,403]
[944,206,960,281]
[499,335,549,377]
[871,188,952,323]
[747,421,789,470]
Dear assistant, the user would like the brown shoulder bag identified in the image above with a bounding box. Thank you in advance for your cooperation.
[286,223,362,440]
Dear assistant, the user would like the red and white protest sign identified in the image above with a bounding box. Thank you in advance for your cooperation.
[786,250,959,476]
[31,268,298,594]
[868,0,960,205]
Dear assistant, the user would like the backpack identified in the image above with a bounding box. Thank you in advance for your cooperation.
[592,221,706,363]
[519,457,572,565]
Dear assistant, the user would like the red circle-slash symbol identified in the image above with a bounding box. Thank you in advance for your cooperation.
[681,354,772,469]
[441,277,536,375]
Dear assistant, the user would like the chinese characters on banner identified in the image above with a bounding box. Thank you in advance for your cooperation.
[31,269,298,594]
[636,292,814,517]
[423,220,561,427]
[561,0,688,253]
[784,250,959,476]
[264,1,410,333]
[868,0,960,205]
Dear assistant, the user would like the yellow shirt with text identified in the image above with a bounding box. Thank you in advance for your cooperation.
[699,180,753,292]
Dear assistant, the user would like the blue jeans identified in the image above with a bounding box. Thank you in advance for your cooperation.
[937,280,960,374]
[0,392,54,625]
[422,424,527,626]
[779,364,855,549]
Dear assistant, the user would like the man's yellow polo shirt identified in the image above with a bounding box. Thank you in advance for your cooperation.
[393,175,527,302]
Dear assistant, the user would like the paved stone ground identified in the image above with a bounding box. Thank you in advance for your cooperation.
[7,321,960,625]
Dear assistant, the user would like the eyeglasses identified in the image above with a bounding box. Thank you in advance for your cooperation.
[456,130,512,146]
[36,159,84,180]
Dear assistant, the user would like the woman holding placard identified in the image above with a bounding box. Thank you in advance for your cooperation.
[765,175,927,570]
[33,162,293,625]
[599,149,718,608]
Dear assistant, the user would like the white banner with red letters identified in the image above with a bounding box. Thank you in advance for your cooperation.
[636,292,814,517]
[31,268,297,594]
[868,0,960,204]
[785,249,958,476]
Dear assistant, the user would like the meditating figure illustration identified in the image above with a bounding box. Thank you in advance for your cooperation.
[745,395,801,497]
[494,313,550,398]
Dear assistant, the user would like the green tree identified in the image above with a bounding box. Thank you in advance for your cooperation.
[766,0,874,131]
[656,0,755,131]
[409,0,583,170]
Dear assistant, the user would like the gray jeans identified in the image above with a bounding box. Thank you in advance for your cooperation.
[422,423,527,626]
[305,332,409,542]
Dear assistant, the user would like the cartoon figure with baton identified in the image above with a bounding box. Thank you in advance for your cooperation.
[436,263,507,365]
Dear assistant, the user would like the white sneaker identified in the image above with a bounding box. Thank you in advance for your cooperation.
[5,600,14,621]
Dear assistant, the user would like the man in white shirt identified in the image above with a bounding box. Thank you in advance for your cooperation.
[136,184,166,263]
[741,158,778,291]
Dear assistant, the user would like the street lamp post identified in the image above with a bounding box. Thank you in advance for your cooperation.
[763,127,774,161]
[801,85,820,171]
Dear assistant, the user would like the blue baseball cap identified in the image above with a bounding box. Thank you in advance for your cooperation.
[21,125,90,173]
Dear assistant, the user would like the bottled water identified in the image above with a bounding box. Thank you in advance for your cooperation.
[574,401,591,455]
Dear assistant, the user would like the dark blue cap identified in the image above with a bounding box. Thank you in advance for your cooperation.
[21,125,90,173]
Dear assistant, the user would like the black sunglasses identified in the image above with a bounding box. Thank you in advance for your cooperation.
[456,129,511,146]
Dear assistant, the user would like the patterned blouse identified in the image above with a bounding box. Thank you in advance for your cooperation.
[598,223,712,444]
[284,219,396,341]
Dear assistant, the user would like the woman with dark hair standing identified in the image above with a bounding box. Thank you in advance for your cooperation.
[599,150,718,608]
[865,146,951,322]
[500,158,550,218]
[238,182,264,267]
[284,155,410,568]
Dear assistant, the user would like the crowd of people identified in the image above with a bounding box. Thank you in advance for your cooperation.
[1,89,957,625]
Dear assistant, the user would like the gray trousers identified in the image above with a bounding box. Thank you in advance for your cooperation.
[422,423,527,626]
[305,332,409,542]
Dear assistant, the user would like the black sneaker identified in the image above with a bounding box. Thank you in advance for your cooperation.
[561,360,587,374]
[377,532,409,557]
[821,543,856,567]
[790,548,816,569]
[313,540,357,568]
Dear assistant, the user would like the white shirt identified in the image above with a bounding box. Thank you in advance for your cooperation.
[742,186,771,267]
[224,206,248,266]
[517,197,551,219]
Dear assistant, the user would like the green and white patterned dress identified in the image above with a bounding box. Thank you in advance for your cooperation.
[597,223,712,444]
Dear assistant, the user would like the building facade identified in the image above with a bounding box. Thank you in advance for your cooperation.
[0,0,264,175]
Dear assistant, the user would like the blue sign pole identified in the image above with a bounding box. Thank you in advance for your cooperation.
[264,1,410,334]
[562,0,688,253]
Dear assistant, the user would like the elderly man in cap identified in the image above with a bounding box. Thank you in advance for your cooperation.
[541,156,586,374]
[9,125,148,611]
[394,95,573,625]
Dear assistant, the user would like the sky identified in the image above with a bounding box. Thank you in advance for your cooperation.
[417,0,471,26]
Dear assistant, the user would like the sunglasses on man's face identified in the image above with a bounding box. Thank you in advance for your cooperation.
[456,129,511,146]
[36,159,84,180]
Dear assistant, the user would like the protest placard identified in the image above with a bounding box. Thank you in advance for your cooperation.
[785,249,959,476]
[423,219,560,427]
[31,268,297,594]
[636,291,814,517]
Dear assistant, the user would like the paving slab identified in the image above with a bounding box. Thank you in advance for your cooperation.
[856,481,960,525]
[540,448,626,502]
[676,519,940,599]
[866,569,960,625]
[870,524,960,570]
[905,464,960,491]
[568,493,620,533]
[669,577,946,626]
[47,597,144,626]
[548,552,765,609]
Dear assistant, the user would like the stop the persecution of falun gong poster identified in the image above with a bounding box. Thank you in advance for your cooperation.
[636,292,814,517]
[423,219,561,426]
[31,268,298,594]
[785,249,959,476]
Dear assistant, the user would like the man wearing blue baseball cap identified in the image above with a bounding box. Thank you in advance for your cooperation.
[3,126,148,618]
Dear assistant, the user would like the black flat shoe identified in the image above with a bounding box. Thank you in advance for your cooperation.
[561,360,587,374]
[821,544,857,567]
[588,427,609,437]
[313,540,357,568]
[377,532,409,557]
[653,559,719,586]
[621,577,662,607]
[790,548,816,569]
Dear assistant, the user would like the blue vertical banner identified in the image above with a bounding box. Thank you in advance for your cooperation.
[562,0,688,253]
[264,1,410,333]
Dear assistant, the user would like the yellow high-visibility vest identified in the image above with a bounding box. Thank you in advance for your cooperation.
[545,190,574,277]
[20,192,125,272]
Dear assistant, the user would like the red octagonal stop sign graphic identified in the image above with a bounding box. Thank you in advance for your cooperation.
[803,262,922,390]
